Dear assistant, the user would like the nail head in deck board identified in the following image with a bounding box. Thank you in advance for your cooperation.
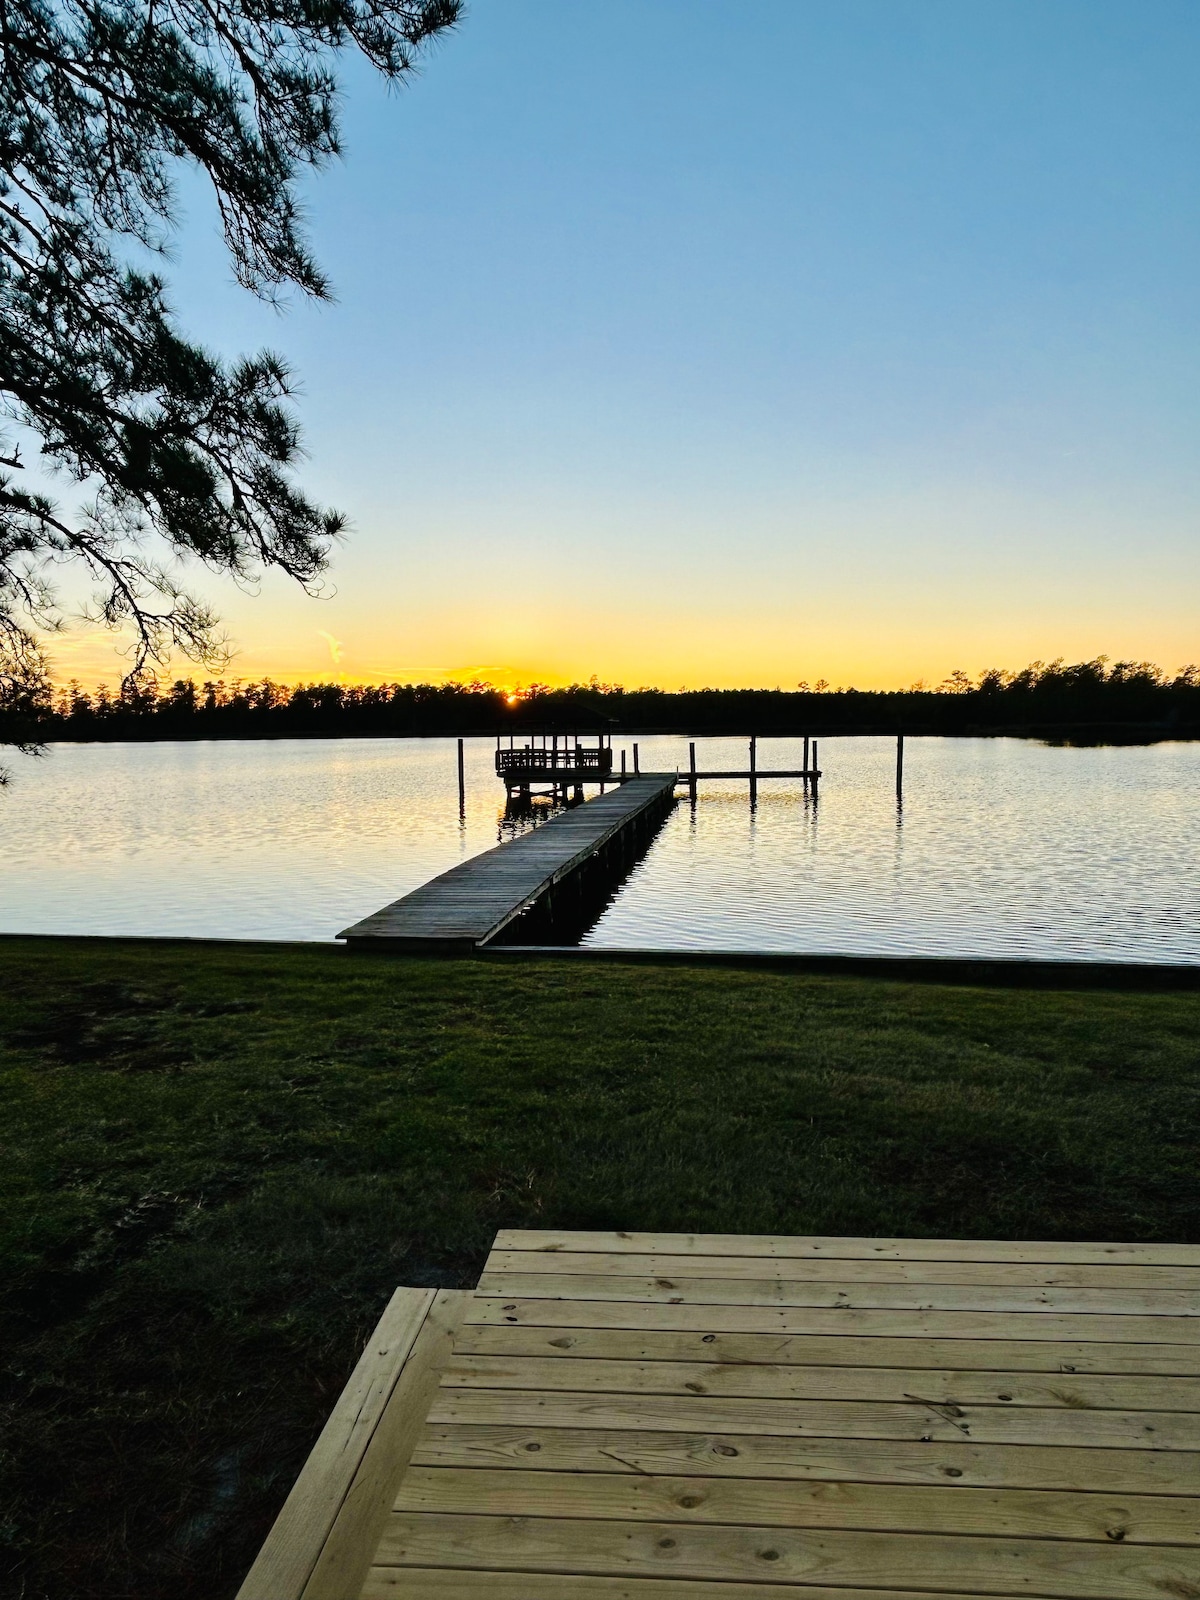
[474,1269,1200,1315]
[411,1423,1200,1493]
[439,1353,1200,1411]
[451,1323,1200,1374]
[337,775,677,948]
[393,1467,1200,1544]
[492,1230,1200,1267]
[370,1512,1200,1598]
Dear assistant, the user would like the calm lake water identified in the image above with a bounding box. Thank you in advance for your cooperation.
[1,736,1197,961]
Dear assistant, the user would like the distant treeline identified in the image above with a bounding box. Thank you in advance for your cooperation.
[4,658,1199,744]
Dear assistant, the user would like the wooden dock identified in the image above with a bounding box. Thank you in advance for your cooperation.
[337,774,677,950]
[240,1228,1200,1599]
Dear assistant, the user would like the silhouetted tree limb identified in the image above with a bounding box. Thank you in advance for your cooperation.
[0,0,461,755]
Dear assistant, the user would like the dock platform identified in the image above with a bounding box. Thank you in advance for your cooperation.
[240,1228,1200,1600]
[337,774,677,950]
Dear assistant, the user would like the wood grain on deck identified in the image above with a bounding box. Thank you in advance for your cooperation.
[362,1230,1200,1599]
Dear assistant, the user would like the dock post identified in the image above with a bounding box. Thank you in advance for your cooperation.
[812,739,819,797]
[803,734,810,788]
[634,742,640,774]
[621,749,627,778]
[896,732,904,799]
[688,741,697,802]
[749,735,757,805]
[457,738,465,814]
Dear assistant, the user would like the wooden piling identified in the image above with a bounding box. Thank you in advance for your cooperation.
[457,738,465,812]
[812,739,819,795]
[803,734,810,787]
[620,749,627,777]
[897,731,905,798]
[633,743,640,775]
[688,741,697,801]
[749,735,757,804]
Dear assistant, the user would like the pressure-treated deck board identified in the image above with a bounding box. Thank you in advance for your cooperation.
[425,1386,1200,1449]
[236,1288,474,1600]
[439,1351,1200,1410]
[475,1269,1200,1314]
[337,775,676,948]
[335,1232,1200,1598]
[371,1511,1200,1598]
[484,1249,1200,1290]
[466,1294,1200,1342]
[394,1466,1200,1543]
[363,1574,1043,1600]
[494,1229,1200,1266]
[410,1423,1200,1492]
[451,1322,1200,1373]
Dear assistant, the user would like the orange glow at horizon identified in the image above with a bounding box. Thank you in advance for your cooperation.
[42,608,1200,698]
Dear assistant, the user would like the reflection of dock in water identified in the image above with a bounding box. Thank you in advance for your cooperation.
[337,774,677,951]
[341,734,832,950]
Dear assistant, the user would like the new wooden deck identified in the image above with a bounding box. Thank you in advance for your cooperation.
[337,775,677,950]
[242,1230,1200,1599]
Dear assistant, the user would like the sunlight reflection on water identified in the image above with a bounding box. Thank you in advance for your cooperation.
[1,735,1196,961]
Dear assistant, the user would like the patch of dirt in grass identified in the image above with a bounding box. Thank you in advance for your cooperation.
[5,981,257,1071]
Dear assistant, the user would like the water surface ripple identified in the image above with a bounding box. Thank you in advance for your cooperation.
[1,735,1196,962]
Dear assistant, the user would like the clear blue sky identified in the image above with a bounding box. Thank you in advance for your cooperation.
[63,0,1200,688]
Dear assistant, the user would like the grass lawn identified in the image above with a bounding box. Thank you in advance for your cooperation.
[2,936,1199,1599]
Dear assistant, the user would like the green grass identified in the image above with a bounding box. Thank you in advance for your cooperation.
[1,936,1199,1599]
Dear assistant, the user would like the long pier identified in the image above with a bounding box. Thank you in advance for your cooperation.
[337,774,677,951]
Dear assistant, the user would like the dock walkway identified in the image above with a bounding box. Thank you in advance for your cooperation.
[337,773,676,950]
[240,1228,1200,1600]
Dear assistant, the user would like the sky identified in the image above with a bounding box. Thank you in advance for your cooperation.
[49,0,1200,690]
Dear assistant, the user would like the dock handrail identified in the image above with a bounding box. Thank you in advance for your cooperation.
[495,747,613,776]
